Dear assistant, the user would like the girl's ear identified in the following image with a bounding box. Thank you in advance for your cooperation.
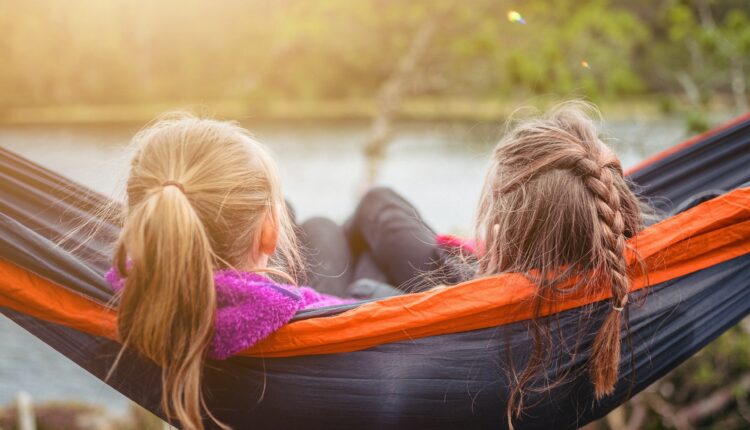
[259,209,279,256]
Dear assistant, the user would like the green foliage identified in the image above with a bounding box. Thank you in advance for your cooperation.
[658,1,750,110]
[685,110,710,133]
[654,325,750,428]
[1,0,747,115]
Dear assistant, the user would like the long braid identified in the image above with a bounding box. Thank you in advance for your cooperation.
[476,102,644,426]
[578,157,631,398]
[504,131,633,398]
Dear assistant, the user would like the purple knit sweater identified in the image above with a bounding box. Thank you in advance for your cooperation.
[105,268,353,360]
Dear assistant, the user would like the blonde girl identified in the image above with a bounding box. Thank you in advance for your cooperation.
[107,113,350,430]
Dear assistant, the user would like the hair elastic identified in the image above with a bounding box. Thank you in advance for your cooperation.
[162,180,186,194]
[612,294,629,312]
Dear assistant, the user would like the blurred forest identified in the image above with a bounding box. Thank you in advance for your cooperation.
[1,0,750,124]
[2,1,750,429]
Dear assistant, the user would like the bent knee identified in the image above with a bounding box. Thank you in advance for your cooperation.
[300,216,339,232]
[359,186,400,210]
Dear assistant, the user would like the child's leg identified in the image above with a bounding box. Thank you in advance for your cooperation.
[346,187,459,292]
[352,250,389,284]
[298,216,399,300]
[298,217,354,297]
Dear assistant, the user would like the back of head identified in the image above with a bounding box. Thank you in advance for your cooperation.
[113,113,299,430]
[475,102,643,421]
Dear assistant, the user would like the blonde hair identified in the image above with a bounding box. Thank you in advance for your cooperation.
[475,102,643,424]
[113,112,301,430]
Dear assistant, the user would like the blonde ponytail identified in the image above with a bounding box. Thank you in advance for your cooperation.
[113,112,302,430]
[116,184,218,430]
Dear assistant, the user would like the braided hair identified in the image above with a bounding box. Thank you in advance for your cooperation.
[475,102,643,424]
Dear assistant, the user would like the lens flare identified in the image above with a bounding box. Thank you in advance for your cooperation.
[507,10,526,24]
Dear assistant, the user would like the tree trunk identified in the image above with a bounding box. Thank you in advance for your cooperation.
[730,58,749,114]
[676,71,701,106]
[361,6,451,189]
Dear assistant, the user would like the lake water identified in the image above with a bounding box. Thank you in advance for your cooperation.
[0,116,714,412]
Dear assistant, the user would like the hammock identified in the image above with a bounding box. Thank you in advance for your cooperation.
[1,114,750,429]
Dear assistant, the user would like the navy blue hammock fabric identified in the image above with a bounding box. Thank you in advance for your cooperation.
[1,115,750,429]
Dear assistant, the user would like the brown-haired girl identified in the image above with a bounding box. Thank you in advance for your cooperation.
[474,102,642,417]
[345,101,643,420]
[107,113,351,430]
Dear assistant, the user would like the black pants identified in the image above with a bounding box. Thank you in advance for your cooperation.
[298,187,461,298]
[300,184,740,297]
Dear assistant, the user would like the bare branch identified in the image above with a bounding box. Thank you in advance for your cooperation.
[676,71,701,106]
[676,372,750,425]
[625,396,648,430]
[605,405,626,430]
[730,59,749,113]
[361,4,454,188]
[646,393,693,430]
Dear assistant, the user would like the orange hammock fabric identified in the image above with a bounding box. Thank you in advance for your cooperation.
[2,187,749,357]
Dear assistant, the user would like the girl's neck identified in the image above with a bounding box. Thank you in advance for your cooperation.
[238,253,269,272]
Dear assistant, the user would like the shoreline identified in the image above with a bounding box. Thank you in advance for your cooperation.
[0,97,730,127]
